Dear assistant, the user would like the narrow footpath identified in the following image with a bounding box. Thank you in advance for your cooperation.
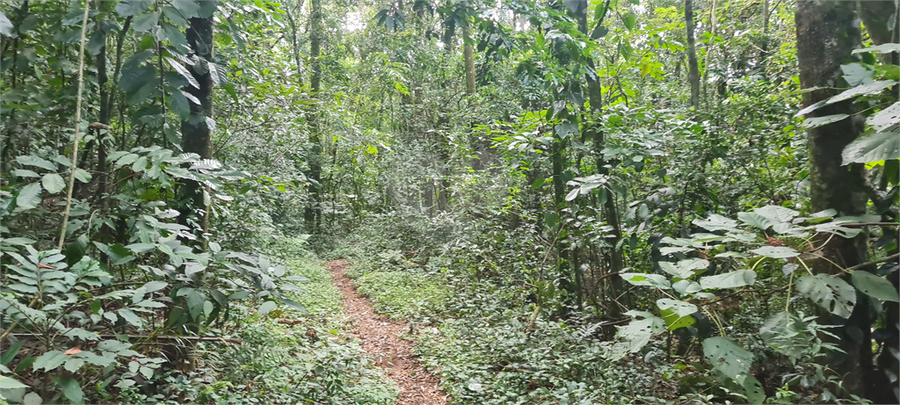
[326,260,448,405]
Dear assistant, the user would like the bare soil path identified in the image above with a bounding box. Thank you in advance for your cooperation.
[326,260,448,405]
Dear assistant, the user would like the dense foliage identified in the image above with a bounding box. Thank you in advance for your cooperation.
[1,0,897,404]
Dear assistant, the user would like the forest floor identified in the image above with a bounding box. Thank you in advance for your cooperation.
[326,259,448,405]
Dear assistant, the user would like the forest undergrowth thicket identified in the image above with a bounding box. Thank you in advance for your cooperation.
[1,0,898,404]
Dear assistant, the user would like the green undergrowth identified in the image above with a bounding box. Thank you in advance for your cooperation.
[340,242,673,405]
[136,238,399,405]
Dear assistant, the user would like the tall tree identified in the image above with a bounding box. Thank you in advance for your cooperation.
[795,2,895,402]
[462,13,476,94]
[574,0,625,315]
[684,0,700,109]
[304,0,324,232]
[180,13,215,244]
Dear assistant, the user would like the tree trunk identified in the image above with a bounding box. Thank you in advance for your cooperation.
[701,0,716,106]
[859,1,899,64]
[576,0,625,315]
[463,19,476,94]
[304,0,323,233]
[285,0,306,86]
[858,3,900,401]
[795,2,894,402]
[760,0,769,76]
[685,0,700,109]
[179,16,214,244]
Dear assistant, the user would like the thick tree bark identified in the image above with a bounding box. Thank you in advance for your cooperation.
[179,16,214,242]
[304,0,323,233]
[795,2,896,402]
[684,0,700,109]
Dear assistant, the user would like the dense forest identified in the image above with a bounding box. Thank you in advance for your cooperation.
[0,0,898,404]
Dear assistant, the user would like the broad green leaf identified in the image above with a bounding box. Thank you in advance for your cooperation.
[850,271,899,302]
[131,156,148,172]
[565,188,579,201]
[281,298,308,313]
[801,114,848,128]
[162,5,188,26]
[0,11,12,36]
[657,299,697,330]
[796,274,856,318]
[620,272,671,289]
[742,375,766,404]
[672,280,701,294]
[171,0,202,18]
[15,183,42,211]
[16,155,56,171]
[73,168,91,183]
[693,214,738,232]
[622,13,636,30]
[126,243,154,253]
[116,0,153,17]
[841,131,900,165]
[737,212,771,230]
[867,101,900,132]
[185,289,205,320]
[196,0,218,18]
[132,12,159,33]
[51,375,84,405]
[209,62,227,86]
[853,43,900,54]
[1,340,23,366]
[22,392,41,405]
[40,173,66,194]
[117,308,142,327]
[827,80,897,105]
[699,270,756,290]
[842,63,874,86]
[13,169,39,178]
[591,24,608,39]
[610,312,665,359]
[754,205,799,223]
[166,57,199,89]
[258,300,277,317]
[703,337,754,384]
[169,90,191,121]
[142,281,167,293]
[161,23,190,53]
[33,350,66,372]
[0,376,27,390]
[64,358,85,373]
[750,246,799,259]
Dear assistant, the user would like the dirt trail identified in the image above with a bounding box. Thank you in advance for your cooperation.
[326,260,448,405]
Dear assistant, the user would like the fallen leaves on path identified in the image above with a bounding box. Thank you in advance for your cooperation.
[327,260,448,405]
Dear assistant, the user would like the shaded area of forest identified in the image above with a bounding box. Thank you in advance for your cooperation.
[0,0,898,404]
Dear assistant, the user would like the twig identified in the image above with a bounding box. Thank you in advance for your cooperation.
[843,253,900,272]
[57,1,91,250]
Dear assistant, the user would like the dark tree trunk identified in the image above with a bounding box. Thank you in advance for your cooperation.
[857,2,900,402]
[795,2,896,402]
[304,0,323,233]
[576,0,625,315]
[685,0,700,109]
[179,16,214,244]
